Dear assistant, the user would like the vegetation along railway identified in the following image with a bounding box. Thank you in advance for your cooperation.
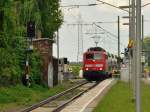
[21,80,99,112]
[16,45,119,112]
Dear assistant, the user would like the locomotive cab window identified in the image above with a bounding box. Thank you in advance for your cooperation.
[86,53,102,60]
[86,54,94,60]
[94,53,102,60]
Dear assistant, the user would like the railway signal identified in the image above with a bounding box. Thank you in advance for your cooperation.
[0,10,4,32]
[22,21,35,87]
[27,21,35,38]
[124,48,129,57]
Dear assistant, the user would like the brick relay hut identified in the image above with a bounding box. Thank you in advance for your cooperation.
[32,38,57,87]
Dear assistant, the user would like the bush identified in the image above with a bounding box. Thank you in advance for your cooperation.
[30,51,43,85]
[0,48,22,86]
[70,64,82,76]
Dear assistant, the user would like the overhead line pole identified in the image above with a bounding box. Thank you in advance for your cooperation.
[136,0,142,111]
[77,20,80,63]
[128,0,132,100]
[57,29,60,82]
[141,15,144,82]
[131,0,136,101]
[142,15,144,51]
[68,18,85,63]
[118,16,120,69]
[57,0,61,84]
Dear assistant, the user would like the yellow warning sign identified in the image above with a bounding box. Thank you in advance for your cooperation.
[128,39,134,48]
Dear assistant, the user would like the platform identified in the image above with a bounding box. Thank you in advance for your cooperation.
[61,79,116,112]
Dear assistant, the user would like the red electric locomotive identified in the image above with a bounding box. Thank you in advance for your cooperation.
[82,47,115,81]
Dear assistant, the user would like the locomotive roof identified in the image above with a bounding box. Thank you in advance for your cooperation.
[87,47,106,52]
[86,47,118,58]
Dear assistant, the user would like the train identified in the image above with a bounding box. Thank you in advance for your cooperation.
[82,47,118,81]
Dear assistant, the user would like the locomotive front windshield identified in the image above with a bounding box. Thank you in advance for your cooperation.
[86,53,102,60]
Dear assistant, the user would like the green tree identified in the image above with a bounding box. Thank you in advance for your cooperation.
[37,0,63,38]
[0,0,23,86]
[20,0,63,38]
[0,0,63,86]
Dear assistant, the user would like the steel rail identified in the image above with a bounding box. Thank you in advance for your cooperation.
[52,82,99,112]
[21,81,88,112]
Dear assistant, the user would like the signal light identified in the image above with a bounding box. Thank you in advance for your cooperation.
[0,10,4,32]
[64,58,68,64]
[27,21,35,38]
[124,48,129,57]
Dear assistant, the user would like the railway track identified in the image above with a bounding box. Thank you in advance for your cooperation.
[21,80,99,112]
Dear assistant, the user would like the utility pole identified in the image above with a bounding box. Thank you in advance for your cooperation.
[118,16,120,69]
[77,21,80,63]
[136,0,141,111]
[141,15,144,83]
[68,15,90,63]
[128,0,133,101]
[131,0,136,101]
[57,0,61,83]
[142,15,144,47]
[57,29,60,83]
[77,14,83,63]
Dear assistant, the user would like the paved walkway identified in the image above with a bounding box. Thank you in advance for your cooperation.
[61,79,116,112]
[142,78,150,84]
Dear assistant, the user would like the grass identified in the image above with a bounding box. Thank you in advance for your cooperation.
[93,81,150,112]
[0,81,75,112]
[142,82,150,112]
[69,64,82,76]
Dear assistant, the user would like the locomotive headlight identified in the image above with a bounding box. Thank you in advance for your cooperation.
[96,64,103,67]
[86,68,89,70]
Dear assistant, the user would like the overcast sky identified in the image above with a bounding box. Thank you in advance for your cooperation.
[53,0,150,62]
